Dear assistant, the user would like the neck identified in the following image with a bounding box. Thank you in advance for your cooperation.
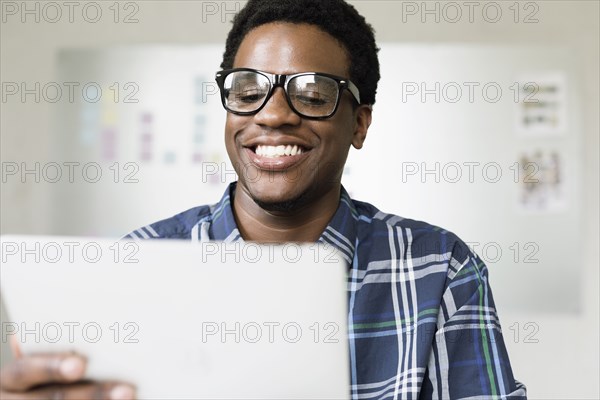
[232,184,341,243]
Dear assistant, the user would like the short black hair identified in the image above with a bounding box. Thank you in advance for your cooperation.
[220,0,380,105]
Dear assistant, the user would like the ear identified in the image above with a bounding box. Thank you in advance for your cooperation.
[351,105,372,149]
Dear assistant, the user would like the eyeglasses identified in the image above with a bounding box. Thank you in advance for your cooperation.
[215,68,361,119]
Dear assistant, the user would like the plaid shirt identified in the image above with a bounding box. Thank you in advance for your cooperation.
[125,182,526,399]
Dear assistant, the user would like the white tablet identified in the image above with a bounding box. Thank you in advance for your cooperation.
[0,235,350,399]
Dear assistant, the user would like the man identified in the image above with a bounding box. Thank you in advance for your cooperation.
[0,0,526,398]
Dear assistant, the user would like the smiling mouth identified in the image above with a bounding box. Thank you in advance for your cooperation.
[251,144,309,158]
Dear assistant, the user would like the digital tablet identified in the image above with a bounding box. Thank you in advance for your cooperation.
[0,235,350,399]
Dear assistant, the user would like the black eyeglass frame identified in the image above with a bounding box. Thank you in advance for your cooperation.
[215,68,362,120]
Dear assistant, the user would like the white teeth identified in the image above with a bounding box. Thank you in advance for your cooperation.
[255,144,304,157]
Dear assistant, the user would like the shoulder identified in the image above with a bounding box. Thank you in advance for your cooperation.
[351,197,492,319]
[351,197,475,275]
[122,204,213,240]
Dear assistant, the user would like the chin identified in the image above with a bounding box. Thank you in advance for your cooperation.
[250,186,311,213]
[253,198,301,213]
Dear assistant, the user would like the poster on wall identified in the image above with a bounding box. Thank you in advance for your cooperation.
[516,149,566,212]
[514,72,567,136]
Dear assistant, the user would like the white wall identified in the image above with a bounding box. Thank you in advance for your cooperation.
[1,1,598,398]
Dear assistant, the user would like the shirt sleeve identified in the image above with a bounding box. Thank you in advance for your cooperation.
[421,241,527,399]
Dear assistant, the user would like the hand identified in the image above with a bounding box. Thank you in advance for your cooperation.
[0,342,136,400]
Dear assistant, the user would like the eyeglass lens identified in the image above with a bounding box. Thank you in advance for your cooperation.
[223,71,340,117]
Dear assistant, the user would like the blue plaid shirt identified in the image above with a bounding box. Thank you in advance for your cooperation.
[125,182,526,399]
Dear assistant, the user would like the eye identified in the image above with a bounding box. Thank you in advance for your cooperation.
[293,91,332,106]
[228,88,266,104]
[238,89,265,103]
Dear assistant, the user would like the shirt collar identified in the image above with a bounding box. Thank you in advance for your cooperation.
[209,182,358,263]
[208,182,241,242]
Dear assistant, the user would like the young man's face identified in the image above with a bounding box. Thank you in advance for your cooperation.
[224,22,370,212]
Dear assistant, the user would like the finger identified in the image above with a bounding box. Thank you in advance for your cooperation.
[0,353,86,392]
[0,381,136,400]
[9,336,22,359]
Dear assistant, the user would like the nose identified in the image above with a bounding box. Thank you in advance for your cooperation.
[253,87,302,127]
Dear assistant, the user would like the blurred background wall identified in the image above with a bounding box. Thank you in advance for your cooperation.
[1,1,598,398]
